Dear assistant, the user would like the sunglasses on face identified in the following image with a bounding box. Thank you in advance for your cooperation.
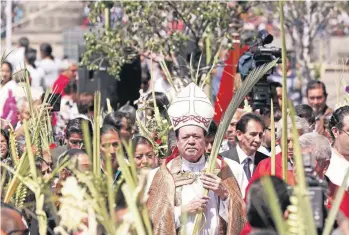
[68,139,84,146]
[339,128,349,137]
[7,228,30,235]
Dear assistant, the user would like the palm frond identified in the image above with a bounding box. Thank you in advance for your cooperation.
[192,59,278,234]
[194,53,203,85]
[1,161,37,192]
[123,139,138,185]
[322,169,349,235]
[4,152,30,202]
[270,100,276,175]
[207,59,278,173]
[8,126,19,166]
[289,101,317,235]
[23,120,37,180]
[279,0,289,183]
[261,176,288,235]
[93,91,101,177]
[103,151,116,230]
[82,120,93,162]
[159,58,177,94]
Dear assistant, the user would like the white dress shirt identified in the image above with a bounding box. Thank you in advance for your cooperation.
[223,157,248,198]
[236,144,256,174]
[257,145,281,157]
[37,58,59,90]
[326,148,349,189]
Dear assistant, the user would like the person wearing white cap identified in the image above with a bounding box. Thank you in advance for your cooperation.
[146,83,245,235]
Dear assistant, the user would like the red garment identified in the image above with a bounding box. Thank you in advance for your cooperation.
[52,74,70,95]
[240,222,252,235]
[245,153,295,200]
[213,44,249,123]
[241,153,295,235]
[328,180,349,218]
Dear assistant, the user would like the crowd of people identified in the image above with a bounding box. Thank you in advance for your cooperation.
[1,35,349,235]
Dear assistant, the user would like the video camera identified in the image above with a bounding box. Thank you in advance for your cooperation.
[302,153,329,234]
[238,30,282,110]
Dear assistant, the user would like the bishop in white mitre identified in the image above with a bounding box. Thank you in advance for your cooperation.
[146,83,246,235]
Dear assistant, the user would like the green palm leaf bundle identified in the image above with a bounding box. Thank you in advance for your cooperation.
[192,59,278,234]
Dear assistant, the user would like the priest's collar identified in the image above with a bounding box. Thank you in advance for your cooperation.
[181,155,206,166]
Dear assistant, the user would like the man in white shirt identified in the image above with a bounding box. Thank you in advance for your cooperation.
[257,107,282,156]
[326,105,349,189]
[6,37,29,72]
[146,83,245,235]
[220,113,269,193]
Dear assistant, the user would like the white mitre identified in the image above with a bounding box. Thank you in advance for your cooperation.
[167,83,214,132]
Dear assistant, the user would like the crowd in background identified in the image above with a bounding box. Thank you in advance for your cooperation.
[1,0,349,229]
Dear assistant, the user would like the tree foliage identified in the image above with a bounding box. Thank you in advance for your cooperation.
[81,1,250,78]
[257,1,344,82]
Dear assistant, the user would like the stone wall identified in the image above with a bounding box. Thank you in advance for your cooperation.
[9,0,84,58]
[15,1,84,33]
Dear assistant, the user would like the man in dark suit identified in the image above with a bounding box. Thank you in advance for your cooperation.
[221,113,269,190]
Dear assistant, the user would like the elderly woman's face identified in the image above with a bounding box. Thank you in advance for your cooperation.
[0,133,9,159]
[19,103,31,122]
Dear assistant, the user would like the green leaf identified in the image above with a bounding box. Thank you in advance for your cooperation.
[322,169,349,235]
[279,0,289,183]
[261,176,288,235]
[289,101,317,235]
[192,59,278,234]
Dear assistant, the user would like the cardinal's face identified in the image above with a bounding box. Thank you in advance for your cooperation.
[176,125,206,163]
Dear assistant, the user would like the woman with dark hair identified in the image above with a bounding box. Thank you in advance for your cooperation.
[37,43,59,90]
[1,129,14,190]
[1,129,10,162]
[132,135,158,169]
[25,48,44,93]
[100,124,122,178]
[0,61,19,126]
[103,111,132,141]
[56,80,79,136]
[145,91,170,118]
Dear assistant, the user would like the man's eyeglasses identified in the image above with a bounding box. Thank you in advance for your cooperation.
[7,228,30,235]
[68,139,84,146]
[339,128,349,137]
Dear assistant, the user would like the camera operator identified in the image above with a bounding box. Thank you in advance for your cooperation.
[239,30,288,112]
[268,57,302,106]
[299,132,349,234]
